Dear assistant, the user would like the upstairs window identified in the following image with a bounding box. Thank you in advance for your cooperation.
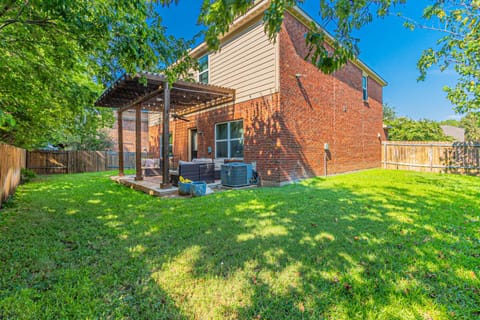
[362,74,368,101]
[198,55,209,84]
[215,120,244,158]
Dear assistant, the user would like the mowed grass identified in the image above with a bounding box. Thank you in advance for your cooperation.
[0,169,479,319]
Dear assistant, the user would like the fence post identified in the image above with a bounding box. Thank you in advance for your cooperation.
[45,151,48,175]
[383,142,387,169]
[477,146,479,169]
[430,144,433,172]
[103,151,106,171]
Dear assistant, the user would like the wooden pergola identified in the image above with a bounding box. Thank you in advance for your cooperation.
[95,72,235,188]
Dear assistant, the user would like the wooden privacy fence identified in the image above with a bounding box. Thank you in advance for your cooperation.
[26,151,149,174]
[382,141,480,175]
[0,143,26,207]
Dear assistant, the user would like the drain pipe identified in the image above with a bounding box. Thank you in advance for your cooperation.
[324,143,329,177]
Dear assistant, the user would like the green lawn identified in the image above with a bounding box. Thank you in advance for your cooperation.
[0,169,478,319]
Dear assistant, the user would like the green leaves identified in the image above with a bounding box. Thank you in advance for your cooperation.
[386,117,452,141]
[414,1,480,114]
[199,0,255,50]
[0,111,16,131]
[2,0,479,148]
[199,0,479,114]
[0,0,195,149]
[460,112,480,142]
[383,103,397,122]
[300,0,406,73]
[263,0,297,40]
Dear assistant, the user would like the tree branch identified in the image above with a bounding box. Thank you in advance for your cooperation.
[398,15,462,37]
[0,18,56,31]
[0,0,27,31]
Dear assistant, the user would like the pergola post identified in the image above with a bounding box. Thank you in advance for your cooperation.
[134,105,143,181]
[117,110,125,176]
[161,81,171,188]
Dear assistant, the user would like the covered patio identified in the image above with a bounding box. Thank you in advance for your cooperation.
[95,72,235,189]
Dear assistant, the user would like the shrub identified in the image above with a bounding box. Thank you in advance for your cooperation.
[21,168,36,183]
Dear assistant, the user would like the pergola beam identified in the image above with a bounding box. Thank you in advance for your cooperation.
[117,110,124,176]
[161,81,171,189]
[95,73,234,110]
[134,105,143,181]
[118,86,163,113]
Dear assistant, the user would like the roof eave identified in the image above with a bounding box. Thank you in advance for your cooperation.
[189,0,387,87]
[189,0,271,58]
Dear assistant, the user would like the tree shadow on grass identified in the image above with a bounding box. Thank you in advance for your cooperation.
[0,173,187,319]
[103,173,478,318]
[1,171,479,319]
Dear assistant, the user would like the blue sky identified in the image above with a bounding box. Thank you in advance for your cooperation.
[158,1,460,121]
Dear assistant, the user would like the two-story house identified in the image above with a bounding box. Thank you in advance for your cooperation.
[146,1,387,185]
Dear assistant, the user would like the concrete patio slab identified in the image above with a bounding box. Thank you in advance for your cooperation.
[110,175,223,198]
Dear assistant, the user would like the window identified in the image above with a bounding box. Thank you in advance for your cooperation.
[362,74,368,101]
[198,55,209,84]
[215,120,244,158]
[159,132,173,157]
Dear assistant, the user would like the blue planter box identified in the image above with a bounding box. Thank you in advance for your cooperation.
[190,181,207,197]
[178,181,191,195]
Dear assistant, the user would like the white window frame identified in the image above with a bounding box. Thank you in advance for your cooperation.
[362,73,368,102]
[215,120,244,159]
[198,55,209,84]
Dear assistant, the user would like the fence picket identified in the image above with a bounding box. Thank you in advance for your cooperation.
[382,141,480,175]
[0,143,26,207]
[26,151,150,174]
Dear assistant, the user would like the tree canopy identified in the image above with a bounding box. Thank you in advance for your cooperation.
[0,0,195,148]
[386,117,452,141]
[412,1,480,113]
[460,112,480,141]
[384,105,479,141]
[1,0,478,148]
[383,104,398,122]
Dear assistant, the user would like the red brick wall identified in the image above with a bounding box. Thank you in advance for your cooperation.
[277,12,384,179]
[149,93,285,183]
[149,13,385,185]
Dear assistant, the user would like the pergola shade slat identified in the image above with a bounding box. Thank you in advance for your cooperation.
[95,72,235,113]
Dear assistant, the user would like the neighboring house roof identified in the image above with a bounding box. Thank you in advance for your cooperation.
[441,125,465,142]
[189,0,387,87]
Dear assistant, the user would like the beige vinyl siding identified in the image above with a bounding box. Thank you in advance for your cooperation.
[194,18,278,103]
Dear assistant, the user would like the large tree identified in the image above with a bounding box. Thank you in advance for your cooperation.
[0,0,195,148]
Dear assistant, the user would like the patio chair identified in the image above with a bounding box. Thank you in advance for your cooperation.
[173,160,215,186]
